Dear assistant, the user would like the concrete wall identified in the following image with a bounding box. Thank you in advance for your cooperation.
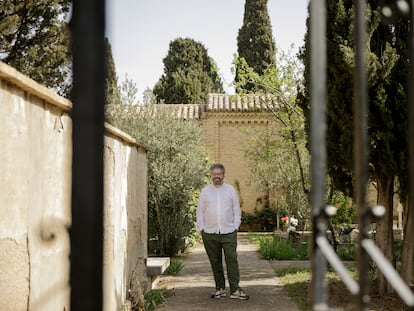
[103,124,148,311]
[0,61,148,311]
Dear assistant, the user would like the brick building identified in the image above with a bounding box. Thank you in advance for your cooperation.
[109,93,279,214]
[200,93,278,214]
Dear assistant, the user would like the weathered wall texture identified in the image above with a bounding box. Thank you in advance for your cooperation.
[0,62,148,311]
[0,62,73,311]
[103,124,148,311]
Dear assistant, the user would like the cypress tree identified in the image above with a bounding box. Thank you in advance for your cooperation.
[153,37,223,104]
[105,38,121,106]
[235,0,276,93]
[297,0,409,294]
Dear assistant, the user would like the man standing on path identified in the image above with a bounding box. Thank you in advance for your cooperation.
[196,163,248,300]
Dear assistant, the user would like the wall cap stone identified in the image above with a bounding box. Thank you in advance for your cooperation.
[0,61,72,112]
[104,122,149,152]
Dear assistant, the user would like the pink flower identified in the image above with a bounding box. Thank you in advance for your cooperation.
[281,216,289,224]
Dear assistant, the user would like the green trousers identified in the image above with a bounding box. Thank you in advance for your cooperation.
[201,230,240,293]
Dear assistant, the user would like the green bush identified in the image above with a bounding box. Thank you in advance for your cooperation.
[143,290,165,311]
[163,258,184,275]
[337,245,356,261]
[241,206,277,232]
[256,236,309,260]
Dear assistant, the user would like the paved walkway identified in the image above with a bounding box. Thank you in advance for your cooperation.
[155,233,301,311]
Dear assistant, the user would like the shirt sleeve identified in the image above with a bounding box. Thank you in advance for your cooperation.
[232,187,241,230]
[196,189,205,231]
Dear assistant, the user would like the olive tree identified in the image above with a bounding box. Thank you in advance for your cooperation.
[106,104,209,256]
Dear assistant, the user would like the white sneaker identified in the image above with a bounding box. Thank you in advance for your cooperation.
[211,288,226,298]
[230,289,249,300]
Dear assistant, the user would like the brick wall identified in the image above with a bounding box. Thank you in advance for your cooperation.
[199,93,279,214]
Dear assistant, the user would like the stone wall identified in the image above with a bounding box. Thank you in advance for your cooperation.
[0,62,148,311]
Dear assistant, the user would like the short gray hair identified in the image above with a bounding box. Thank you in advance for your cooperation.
[210,163,225,173]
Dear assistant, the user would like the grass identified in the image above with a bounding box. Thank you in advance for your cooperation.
[274,267,311,310]
[274,266,360,311]
[163,258,184,275]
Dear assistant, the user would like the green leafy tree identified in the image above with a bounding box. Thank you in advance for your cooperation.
[240,48,310,229]
[105,37,121,106]
[297,0,409,293]
[235,0,276,93]
[106,104,210,257]
[153,37,223,104]
[0,0,71,97]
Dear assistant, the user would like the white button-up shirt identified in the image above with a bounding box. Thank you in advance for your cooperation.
[196,183,241,234]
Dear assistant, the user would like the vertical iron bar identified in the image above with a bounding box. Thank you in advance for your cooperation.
[70,0,105,310]
[310,0,328,309]
[409,2,414,301]
[353,0,369,310]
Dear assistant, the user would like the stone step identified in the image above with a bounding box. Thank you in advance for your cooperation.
[147,257,170,276]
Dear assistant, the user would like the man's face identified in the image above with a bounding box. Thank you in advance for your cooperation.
[211,169,224,186]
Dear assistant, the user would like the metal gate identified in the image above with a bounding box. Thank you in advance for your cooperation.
[310,0,414,310]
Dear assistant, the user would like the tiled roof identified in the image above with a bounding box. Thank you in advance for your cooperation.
[106,103,205,120]
[207,93,278,111]
[106,94,278,120]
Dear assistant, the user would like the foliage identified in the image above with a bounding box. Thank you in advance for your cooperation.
[242,197,286,232]
[239,48,310,226]
[142,87,157,105]
[143,290,165,311]
[297,1,410,292]
[106,104,210,257]
[297,0,408,198]
[105,37,121,106]
[235,0,276,93]
[119,73,138,105]
[330,192,356,227]
[163,258,184,275]
[332,206,356,228]
[337,245,356,261]
[0,0,72,97]
[253,235,309,260]
[153,37,223,104]
[241,210,258,225]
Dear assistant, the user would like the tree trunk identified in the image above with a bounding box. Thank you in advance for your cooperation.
[401,198,414,285]
[375,177,394,294]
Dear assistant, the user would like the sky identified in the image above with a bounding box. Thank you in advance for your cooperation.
[106,1,309,103]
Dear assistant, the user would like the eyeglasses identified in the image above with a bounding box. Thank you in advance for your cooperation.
[211,172,224,176]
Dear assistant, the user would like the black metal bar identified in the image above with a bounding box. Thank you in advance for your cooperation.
[353,0,370,310]
[409,3,414,303]
[70,0,105,310]
[310,0,328,309]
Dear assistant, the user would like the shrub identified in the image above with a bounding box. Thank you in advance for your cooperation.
[163,258,184,275]
[256,236,309,260]
[336,245,356,261]
[143,290,165,311]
